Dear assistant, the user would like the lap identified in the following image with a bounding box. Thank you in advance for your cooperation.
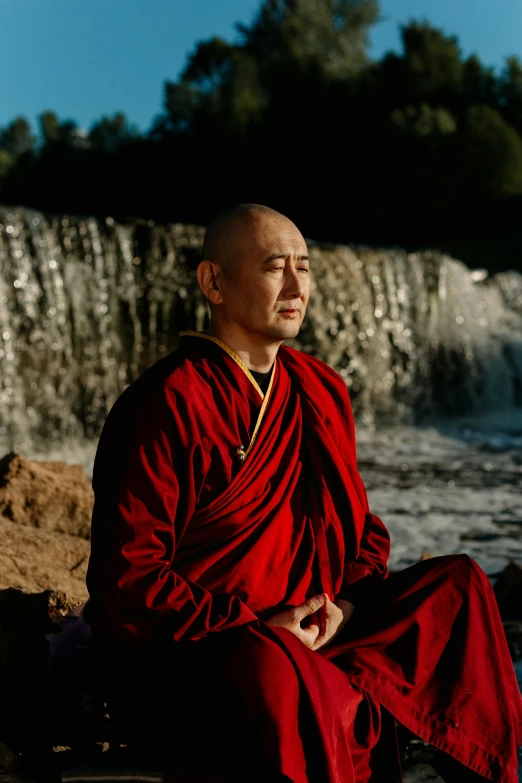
[324,552,490,655]
[97,555,505,781]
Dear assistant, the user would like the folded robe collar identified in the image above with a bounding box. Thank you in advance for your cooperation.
[179,330,277,463]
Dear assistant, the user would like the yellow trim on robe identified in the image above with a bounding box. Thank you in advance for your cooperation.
[179,330,272,400]
[178,330,277,463]
[244,362,275,458]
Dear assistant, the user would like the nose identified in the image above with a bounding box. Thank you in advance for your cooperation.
[282,267,305,300]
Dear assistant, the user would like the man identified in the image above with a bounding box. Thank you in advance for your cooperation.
[85,204,522,782]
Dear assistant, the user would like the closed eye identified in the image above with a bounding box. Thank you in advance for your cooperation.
[268,267,309,272]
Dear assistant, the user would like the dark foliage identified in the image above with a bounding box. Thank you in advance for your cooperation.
[3,0,522,272]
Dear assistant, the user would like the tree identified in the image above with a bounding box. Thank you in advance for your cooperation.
[390,102,457,138]
[0,117,36,157]
[240,0,380,80]
[0,149,14,183]
[169,38,264,136]
[89,112,139,152]
[39,111,61,147]
[154,0,380,141]
[499,56,522,133]
[459,105,522,199]
[37,113,90,150]
[383,21,463,101]
[462,55,497,106]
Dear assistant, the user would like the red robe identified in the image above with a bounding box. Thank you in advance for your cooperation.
[85,331,522,783]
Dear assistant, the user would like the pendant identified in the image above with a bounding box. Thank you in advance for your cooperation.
[234,444,246,464]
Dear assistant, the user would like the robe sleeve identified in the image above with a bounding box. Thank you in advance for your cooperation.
[87,386,258,646]
[337,509,391,604]
[335,381,391,605]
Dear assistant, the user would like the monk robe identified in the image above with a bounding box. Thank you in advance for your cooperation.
[85,331,522,783]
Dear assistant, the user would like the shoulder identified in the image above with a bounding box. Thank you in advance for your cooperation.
[101,349,214,437]
[278,344,349,399]
[92,350,213,487]
[278,344,356,440]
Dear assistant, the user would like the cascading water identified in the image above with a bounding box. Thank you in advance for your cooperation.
[1,205,522,464]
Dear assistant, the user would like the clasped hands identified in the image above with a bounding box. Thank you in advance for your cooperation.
[266,594,355,651]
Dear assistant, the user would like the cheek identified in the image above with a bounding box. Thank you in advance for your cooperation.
[243,278,278,308]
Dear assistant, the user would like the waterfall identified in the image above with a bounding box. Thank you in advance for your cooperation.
[1,205,522,459]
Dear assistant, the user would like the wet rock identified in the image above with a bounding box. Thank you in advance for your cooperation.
[460,530,501,542]
[493,562,522,620]
[403,763,445,782]
[0,452,93,539]
[493,515,522,527]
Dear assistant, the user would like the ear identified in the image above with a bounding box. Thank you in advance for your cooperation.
[196,260,224,305]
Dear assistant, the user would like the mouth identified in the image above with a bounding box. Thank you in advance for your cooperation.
[279,308,299,317]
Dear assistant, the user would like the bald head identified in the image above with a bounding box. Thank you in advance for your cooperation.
[203,203,295,279]
[196,203,310,343]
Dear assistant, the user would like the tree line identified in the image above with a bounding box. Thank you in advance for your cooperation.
[3,0,522,272]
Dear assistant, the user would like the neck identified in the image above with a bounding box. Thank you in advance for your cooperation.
[207,321,281,373]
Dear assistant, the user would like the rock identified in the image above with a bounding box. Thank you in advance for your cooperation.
[0,452,93,539]
[403,763,445,782]
[0,516,89,599]
[493,561,522,620]
[0,587,82,760]
[0,740,18,771]
[402,738,443,780]
[0,587,80,631]
[460,530,500,542]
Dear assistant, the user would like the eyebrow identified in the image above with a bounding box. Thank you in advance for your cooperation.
[262,253,310,264]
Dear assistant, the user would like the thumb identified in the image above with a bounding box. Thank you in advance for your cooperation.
[295,593,327,622]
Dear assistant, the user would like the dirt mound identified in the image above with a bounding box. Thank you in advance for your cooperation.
[0,452,93,539]
[0,516,89,601]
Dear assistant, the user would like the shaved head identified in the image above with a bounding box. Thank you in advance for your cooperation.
[203,203,294,279]
[196,202,310,347]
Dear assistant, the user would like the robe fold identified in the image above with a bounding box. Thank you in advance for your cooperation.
[85,332,522,783]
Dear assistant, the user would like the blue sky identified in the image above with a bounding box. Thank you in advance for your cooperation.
[2,0,522,136]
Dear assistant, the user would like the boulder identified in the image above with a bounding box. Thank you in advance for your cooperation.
[0,515,89,599]
[0,452,93,538]
[0,587,81,762]
[0,739,18,771]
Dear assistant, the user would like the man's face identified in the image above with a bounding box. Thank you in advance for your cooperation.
[216,213,311,341]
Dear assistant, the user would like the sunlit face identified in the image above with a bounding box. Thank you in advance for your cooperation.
[215,213,311,341]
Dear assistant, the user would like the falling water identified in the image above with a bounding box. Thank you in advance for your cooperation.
[1,205,522,460]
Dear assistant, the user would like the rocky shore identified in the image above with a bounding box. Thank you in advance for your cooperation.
[0,446,521,782]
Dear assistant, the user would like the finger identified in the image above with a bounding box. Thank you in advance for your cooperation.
[318,595,330,638]
[294,593,327,622]
[297,610,320,641]
[312,634,333,651]
[300,610,318,629]
[294,624,320,649]
[306,622,320,639]
[312,624,332,650]
[265,608,293,628]
[313,601,343,650]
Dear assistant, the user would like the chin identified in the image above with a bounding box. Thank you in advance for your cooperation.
[263,322,301,341]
